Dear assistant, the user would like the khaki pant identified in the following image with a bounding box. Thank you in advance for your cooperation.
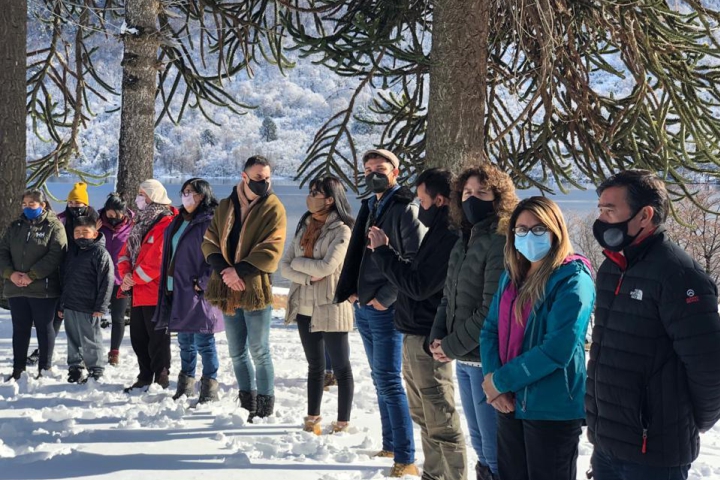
[403,334,467,480]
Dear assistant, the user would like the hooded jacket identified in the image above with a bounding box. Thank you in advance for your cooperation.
[0,210,67,299]
[481,255,595,421]
[98,208,135,286]
[334,185,425,307]
[60,233,114,315]
[371,205,459,336]
[586,228,720,467]
[429,215,506,362]
[153,209,224,334]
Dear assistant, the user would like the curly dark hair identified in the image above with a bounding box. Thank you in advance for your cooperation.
[450,163,519,233]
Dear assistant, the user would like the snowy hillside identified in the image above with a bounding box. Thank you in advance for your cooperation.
[1,304,720,479]
[25,1,384,180]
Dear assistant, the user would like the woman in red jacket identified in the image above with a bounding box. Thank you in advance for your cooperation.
[118,179,177,392]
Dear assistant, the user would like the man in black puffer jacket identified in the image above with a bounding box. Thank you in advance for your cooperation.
[335,149,425,477]
[586,170,720,480]
[59,216,114,383]
[368,168,466,480]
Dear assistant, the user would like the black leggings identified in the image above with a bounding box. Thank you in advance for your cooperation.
[110,285,130,351]
[296,315,353,422]
[10,296,58,371]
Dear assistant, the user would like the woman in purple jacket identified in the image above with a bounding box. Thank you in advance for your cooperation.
[98,193,134,366]
[154,178,224,404]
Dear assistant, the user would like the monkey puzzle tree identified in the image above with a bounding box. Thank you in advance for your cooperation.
[280,0,720,197]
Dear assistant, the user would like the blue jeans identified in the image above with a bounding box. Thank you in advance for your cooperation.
[354,303,415,464]
[591,448,690,480]
[224,306,274,395]
[177,333,219,379]
[456,361,499,474]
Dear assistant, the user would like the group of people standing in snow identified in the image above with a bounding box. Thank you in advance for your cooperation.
[1,149,720,480]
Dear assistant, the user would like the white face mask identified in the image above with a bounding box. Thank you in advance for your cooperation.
[135,195,147,211]
[181,194,196,210]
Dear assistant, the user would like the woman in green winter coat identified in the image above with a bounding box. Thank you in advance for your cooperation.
[0,189,67,380]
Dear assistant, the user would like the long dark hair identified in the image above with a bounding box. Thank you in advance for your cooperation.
[181,178,219,213]
[296,176,355,234]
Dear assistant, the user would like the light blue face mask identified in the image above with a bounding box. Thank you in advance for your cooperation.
[515,231,552,262]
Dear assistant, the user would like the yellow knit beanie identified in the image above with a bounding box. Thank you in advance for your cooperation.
[67,182,89,205]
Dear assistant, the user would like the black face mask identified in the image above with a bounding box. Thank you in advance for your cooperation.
[462,197,495,225]
[592,210,644,252]
[107,217,123,227]
[418,203,440,228]
[69,206,87,218]
[365,172,391,194]
[247,178,269,197]
[75,238,95,250]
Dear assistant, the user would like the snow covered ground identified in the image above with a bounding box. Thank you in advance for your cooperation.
[0,304,719,480]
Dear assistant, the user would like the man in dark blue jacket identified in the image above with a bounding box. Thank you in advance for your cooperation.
[587,170,720,480]
[335,149,425,477]
[369,168,466,480]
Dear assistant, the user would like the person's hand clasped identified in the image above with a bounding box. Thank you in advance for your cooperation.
[121,273,135,291]
[11,272,31,287]
[367,226,389,251]
[491,392,515,414]
[429,339,451,363]
[482,372,502,404]
[221,267,246,292]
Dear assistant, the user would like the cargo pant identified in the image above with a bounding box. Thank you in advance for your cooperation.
[403,334,467,480]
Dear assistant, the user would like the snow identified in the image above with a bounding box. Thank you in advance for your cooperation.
[0,301,719,479]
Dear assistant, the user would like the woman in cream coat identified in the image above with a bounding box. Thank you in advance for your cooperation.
[281,176,355,435]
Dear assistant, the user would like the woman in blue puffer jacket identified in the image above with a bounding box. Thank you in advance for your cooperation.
[480,196,595,480]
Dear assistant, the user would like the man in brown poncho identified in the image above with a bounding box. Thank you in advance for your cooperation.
[202,156,286,420]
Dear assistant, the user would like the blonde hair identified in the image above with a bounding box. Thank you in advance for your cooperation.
[505,196,573,323]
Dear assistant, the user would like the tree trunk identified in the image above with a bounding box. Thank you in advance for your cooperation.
[0,0,27,235]
[426,0,489,173]
[116,0,160,204]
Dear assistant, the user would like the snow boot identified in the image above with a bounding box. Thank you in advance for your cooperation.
[252,394,275,421]
[67,366,85,383]
[124,377,152,393]
[323,372,337,391]
[27,349,39,366]
[82,369,103,383]
[303,416,323,435]
[107,350,120,366]
[5,369,23,382]
[197,377,219,404]
[389,463,420,478]
[155,369,170,389]
[172,372,196,400]
[238,390,257,419]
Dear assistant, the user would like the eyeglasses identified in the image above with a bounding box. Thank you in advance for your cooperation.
[309,190,326,198]
[513,225,548,237]
[181,190,197,198]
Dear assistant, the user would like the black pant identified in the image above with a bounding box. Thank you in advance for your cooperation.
[130,305,170,381]
[10,297,58,371]
[110,285,129,351]
[296,315,353,422]
[497,412,583,480]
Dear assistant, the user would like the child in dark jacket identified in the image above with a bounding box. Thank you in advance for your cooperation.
[59,216,114,383]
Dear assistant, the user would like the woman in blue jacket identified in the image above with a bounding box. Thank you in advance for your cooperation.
[480,196,595,480]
